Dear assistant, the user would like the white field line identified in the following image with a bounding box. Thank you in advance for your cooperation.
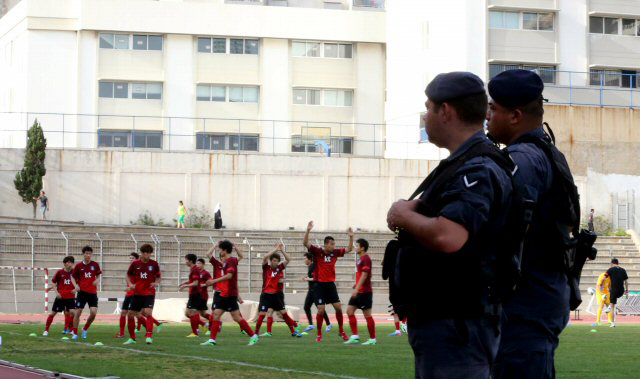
[2,331,368,379]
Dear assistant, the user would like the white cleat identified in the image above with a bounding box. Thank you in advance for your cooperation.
[42,331,49,337]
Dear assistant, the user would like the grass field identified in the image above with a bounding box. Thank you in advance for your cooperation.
[1,323,640,378]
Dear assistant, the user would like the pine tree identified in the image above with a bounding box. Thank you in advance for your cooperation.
[14,119,47,218]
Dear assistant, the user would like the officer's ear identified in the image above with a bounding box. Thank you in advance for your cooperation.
[510,108,524,125]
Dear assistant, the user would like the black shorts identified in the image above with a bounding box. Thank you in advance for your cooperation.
[313,282,340,305]
[122,296,133,311]
[130,295,155,312]
[75,291,98,309]
[278,291,285,305]
[187,293,208,311]
[259,293,285,312]
[52,298,76,313]
[611,291,624,305]
[214,296,239,312]
[211,292,222,310]
[348,293,373,310]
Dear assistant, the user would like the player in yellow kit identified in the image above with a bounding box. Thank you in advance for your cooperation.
[594,272,613,326]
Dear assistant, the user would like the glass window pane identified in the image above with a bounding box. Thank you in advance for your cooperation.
[146,133,162,148]
[324,90,337,106]
[148,35,162,50]
[504,12,519,29]
[342,138,352,154]
[229,87,243,102]
[197,84,210,101]
[324,43,338,58]
[589,16,604,33]
[114,34,129,49]
[293,89,306,104]
[210,135,226,150]
[98,133,112,147]
[241,135,258,151]
[146,83,162,99]
[132,83,146,99]
[114,82,128,98]
[342,90,353,106]
[230,39,244,54]
[340,44,352,58]
[292,41,306,56]
[308,89,321,105]
[622,19,636,36]
[196,134,210,150]
[523,13,537,30]
[604,18,619,34]
[133,35,147,50]
[604,70,620,86]
[538,13,553,31]
[99,33,114,49]
[113,133,129,147]
[589,70,602,86]
[229,135,240,150]
[133,133,145,148]
[198,37,211,53]
[243,87,258,103]
[211,86,226,102]
[99,82,113,98]
[489,11,503,28]
[212,38,226,53]
[538,67,555,84]
[245,39,259,54]
[489,64,504,79]
[306,42,320,57]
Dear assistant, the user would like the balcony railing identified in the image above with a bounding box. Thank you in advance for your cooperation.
[224,0,384,10]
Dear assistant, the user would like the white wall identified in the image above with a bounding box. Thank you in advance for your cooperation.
[260,38,290,154]
[558,0,587,85]
[164,34,195,151]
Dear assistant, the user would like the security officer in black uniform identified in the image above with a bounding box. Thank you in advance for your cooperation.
[487,69,570,378]
[387,72,513,379]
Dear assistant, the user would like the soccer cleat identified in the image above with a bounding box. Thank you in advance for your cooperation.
[344,336,360,345]
[42,331,49,337]
[156,323,163,334]
[300,332,309,336]
[340,332,349,341]
[260,332,272,337]
[114,334,125,339]
[145,337,153,344]
[388,331,402,337]
[316,335,323,343]
[240,330,248,336]
[71,334,78,341]
[205,330,211,336]
[610,322,616,328]
[326,324,333,333]
[200,339,216,346]
[62,329,68,335]
[81,330,88,339]
[400,322,408,333]
[123,338,136,345]
[248,335,259,346]
[186,333,199,338]
[292,331,303,338]
[362,338,377,346]
[303,325,316,333]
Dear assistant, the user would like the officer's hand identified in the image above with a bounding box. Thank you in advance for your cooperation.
[387,199,419,231]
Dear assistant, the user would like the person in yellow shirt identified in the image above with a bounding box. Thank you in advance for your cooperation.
[177,201,187,229]
[594,272,613,326]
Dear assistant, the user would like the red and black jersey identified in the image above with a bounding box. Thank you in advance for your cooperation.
[308,245,346,283]
[221,257,239,297]
[262,263,285,295]
[72,261,102,294]
[356,254,373,294]
[188,266,201,295]
[199,269,212,300]
[127,259,161,296]
[52,269,75,299]
[209,257,224,292]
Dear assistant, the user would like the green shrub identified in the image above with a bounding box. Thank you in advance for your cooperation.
[130,211,168,227]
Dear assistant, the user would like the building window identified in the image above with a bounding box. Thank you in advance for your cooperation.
[99,33,161,50]
[199,37,257,54]
[230,38,259,54]
[489,11,520,30]
[196,133,259,151]
[197,85,258,103]
[523,12,554,31]
[290,135,353,154]
[293,41,353,58]
[590,69,639,88]
[99,81,162,99]
[98,130,162,149]
[198,37,227,53]
[293,88,354,106]
[331,137,353,154]
[489,63,556,84]
[589,16,639,35]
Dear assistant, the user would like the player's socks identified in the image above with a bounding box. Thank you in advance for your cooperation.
[394,321,400,332]
[189,315,200,335]
[238,319,255,337]
[83,318,94,332]
[127,315,136,339]
[255,314,265,334]
[210,320,221,340]
[348,314,358,336]
[316,313,324,337]
[607,312,613,324]
[335,310,345,334]
[73,327,78,335]
[365,316,376,339]
[45,315,54,332]
[267,317,273,334]
[119,315,126,336]
[137,316,146,331]
[64,314,73,331]
[145,315,154,337]
[282,313,296,333]
[150,316,161,326]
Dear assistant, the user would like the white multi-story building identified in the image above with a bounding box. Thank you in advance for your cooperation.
[1,0,640,159]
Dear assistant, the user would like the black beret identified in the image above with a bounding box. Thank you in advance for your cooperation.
[425,72,486,103]
[488,69,544,108]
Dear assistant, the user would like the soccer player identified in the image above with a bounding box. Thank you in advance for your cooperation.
[200,240,258,346]
[44,256,79,337]
[71,246,101,340]
[388,308,407,336]
[303,220,354,342]
[206,244,226,334]
[116,252,148,338]
[255,244,301,337]
[301,252,332,335]
[344,238,376,345]
[607,258,629,327]
[196,258,213,334]
[124,243,161,345]
[179,253,206,337]
[594,271,613,326]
